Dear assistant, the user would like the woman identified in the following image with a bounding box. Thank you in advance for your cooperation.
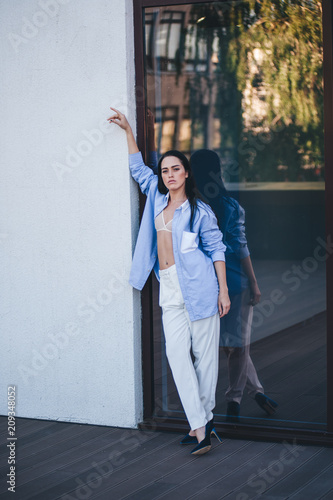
[108,108,230,455]
[190,149,278,422]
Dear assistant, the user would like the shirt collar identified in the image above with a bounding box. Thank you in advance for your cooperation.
[165,192,190,212]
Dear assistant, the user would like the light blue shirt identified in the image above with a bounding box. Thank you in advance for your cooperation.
[129,152,226,321]
[218,196,251,295]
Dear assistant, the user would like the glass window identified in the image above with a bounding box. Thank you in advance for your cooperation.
[143,1,326,431]
[146,10,185,71]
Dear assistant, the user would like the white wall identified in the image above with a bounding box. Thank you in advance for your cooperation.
[0,0,143,427]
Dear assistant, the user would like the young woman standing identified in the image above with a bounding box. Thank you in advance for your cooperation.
[108,108,230,455]
[191,149,278,422]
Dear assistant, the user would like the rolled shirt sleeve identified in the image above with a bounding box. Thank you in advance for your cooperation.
[129,152,157,196]
[198,203,226,262]
[227,203,250,260]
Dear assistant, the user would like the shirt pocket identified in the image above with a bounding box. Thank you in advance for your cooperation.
[180,231,198,254]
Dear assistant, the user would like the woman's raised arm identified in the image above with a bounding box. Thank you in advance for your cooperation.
[108,107,139,155]
[108,107,156,196]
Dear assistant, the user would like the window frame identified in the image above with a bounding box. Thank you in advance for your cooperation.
[133,0,333,445]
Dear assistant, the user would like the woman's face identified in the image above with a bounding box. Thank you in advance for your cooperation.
[161,156,188,193]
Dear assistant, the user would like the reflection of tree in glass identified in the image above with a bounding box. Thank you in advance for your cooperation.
[187,1,323,182]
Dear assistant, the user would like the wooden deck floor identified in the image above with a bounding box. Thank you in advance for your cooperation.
[1,415,333,500]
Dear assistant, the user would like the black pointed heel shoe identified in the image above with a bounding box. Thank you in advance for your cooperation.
[180,433,198,445]
[191,419,222,455]
[255,393,278,415]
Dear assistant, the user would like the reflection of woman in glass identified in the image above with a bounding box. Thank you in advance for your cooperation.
[108,108,230,455]
[191,149,278,422]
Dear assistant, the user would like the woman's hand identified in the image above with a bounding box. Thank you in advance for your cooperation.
[213,261,230,317]
[107,107,131,131]
[249,281,261,306]
[107,107,139,154]
[218,288,231,318]
[241,256,261,306]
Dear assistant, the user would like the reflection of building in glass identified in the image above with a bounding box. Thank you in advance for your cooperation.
[242,48,271,131]
[145,2,324,183]
[146,11,184,71]
[146,5,222,157]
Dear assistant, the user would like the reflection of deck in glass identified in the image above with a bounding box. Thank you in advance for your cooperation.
[152,276,326,430]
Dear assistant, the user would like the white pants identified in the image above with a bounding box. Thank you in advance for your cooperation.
[159,264,220,431]
[220,288,264,403]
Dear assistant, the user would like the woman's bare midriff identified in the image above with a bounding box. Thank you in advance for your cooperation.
[157,231,175,270]
[157,199,187,270]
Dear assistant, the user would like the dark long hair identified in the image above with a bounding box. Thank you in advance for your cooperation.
[190,149,229,225]
[157,150,201,230]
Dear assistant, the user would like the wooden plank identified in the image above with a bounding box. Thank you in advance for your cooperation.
[1,417,333,500]
[271,458,333,499]
[124,441,276,500]
[188,444,325,500]
[10,430,170,499]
